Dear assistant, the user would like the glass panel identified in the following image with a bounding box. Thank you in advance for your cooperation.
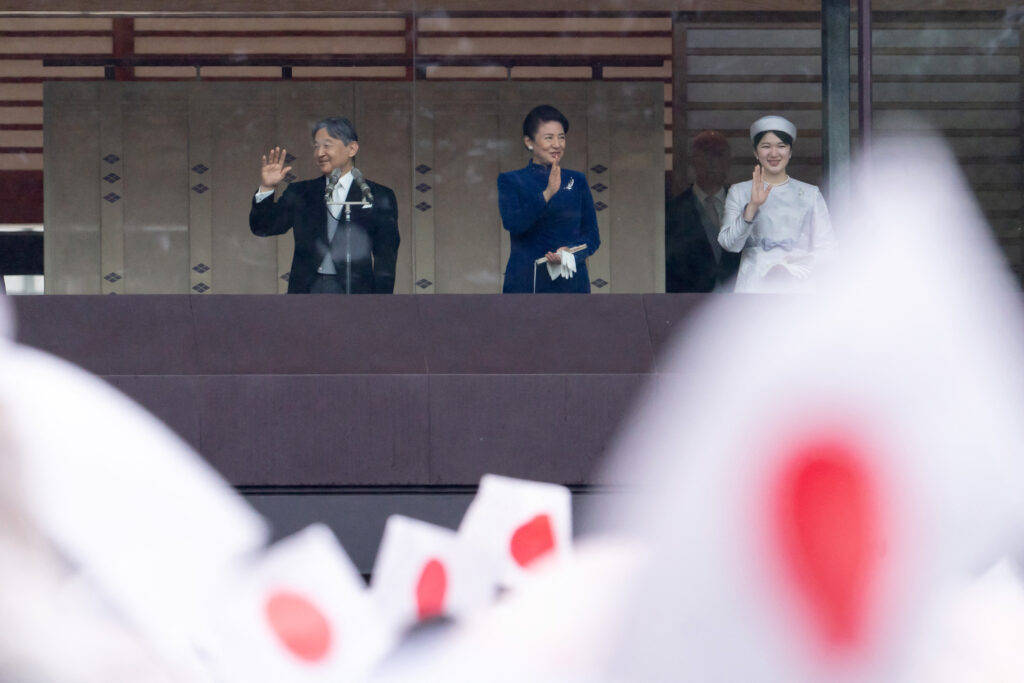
[2,275,44,295]
[0,4,1018,292]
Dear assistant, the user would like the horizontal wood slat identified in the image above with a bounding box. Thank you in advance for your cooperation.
[416,31,672,37]
[133,30,408,37]
[43,54,668,68]
[687,74,1019,82]
[688,47,1017,56]
[687,101,1021,110]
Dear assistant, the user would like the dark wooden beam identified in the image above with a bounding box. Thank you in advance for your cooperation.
[112,17,134,81]
[0,171,42,223]
[821,0,851,202]
[44,54,667,68]
[671,13,688,197]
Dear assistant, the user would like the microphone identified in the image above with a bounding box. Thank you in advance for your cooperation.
[324,167,342,203]
[351,167,374,204]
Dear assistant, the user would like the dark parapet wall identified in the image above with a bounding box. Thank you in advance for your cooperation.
[10,293,709,488]
[9,293,710,570]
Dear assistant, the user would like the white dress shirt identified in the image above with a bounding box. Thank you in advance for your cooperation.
[254,171,353,220]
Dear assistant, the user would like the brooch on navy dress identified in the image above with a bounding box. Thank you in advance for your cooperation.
[566,178,574,190]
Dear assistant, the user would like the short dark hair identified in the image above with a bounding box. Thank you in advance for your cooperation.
[522,105,569,140]
[312,117,358,144]
[752,130,793,147]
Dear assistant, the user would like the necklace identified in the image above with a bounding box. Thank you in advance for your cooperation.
[764,175,790,186]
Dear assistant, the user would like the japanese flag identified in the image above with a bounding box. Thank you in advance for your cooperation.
[367,537,644,683]
[595,131,1024,682]
[0,337,267,665]
[459,474,572,587]
[370,515,496,632]
[203,524,394,682]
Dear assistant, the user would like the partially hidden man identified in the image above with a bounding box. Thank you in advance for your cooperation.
[250,117,400,294]
[665,129,740,292]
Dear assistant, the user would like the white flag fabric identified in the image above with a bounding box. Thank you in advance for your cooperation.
[901,558,1024,682]
[0,337,268,665]
[459,474,573,588]
[367,537,644,683]
[204,524,395,682]
[0,411,204,682]
[593,132,1024,682]
[371,515,496,632]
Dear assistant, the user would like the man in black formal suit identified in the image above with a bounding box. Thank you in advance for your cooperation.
[250,116,400,294]
[665,129,740,292]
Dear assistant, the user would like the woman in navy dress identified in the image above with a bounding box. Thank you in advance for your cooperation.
[498,105,601,293]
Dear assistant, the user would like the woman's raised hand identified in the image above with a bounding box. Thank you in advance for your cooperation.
[750,164,773,208]
[744,164,772,222]
[542,162,561,203]
[259,147,292,192]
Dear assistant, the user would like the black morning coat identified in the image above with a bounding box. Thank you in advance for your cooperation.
[665,185,740,293]
[250,174,400,294]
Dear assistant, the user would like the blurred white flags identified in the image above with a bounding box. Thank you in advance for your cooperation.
[596,132,1024,682]
[459,474,572,587]
[371,515,495,631]
[369,537,645,683]
[902,558,1024,681]
[0,339,267,663]
[205,524,394,682]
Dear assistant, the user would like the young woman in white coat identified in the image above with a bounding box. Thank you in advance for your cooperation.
[719,115,837,293]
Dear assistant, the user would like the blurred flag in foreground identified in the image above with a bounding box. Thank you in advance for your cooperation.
[901,558,1024,681]
[0,327,267,669]
[459,474,573,587]
[204,524,394,682]
[593,130,1024,682]
[371,515,496,632]
[367,536,645,683]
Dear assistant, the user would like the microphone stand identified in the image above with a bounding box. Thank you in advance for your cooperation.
[326,199,372,294]
[344,203,351,294]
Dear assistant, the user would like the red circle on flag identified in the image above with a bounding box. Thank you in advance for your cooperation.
[772,435,879,652]
[416,558,448,621]
[509,513,556,568]
[264,589,333,662]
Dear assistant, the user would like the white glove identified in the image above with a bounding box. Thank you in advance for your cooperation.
[560,250,577,279]
[546,250,578,281]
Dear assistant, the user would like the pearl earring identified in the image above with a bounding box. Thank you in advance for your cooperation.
[528,146,533,151]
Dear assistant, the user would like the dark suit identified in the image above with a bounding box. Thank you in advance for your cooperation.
[250,175,400,294]
[665,185,740,293]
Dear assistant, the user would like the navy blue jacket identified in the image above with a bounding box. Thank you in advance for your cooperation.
[498,161,601,293]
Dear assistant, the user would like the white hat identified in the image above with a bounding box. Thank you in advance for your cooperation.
[750,115,797,143]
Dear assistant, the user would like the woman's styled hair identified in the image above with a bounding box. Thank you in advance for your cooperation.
[752,130,794,147]
[522,105,570,140]
[311,117,359,144]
